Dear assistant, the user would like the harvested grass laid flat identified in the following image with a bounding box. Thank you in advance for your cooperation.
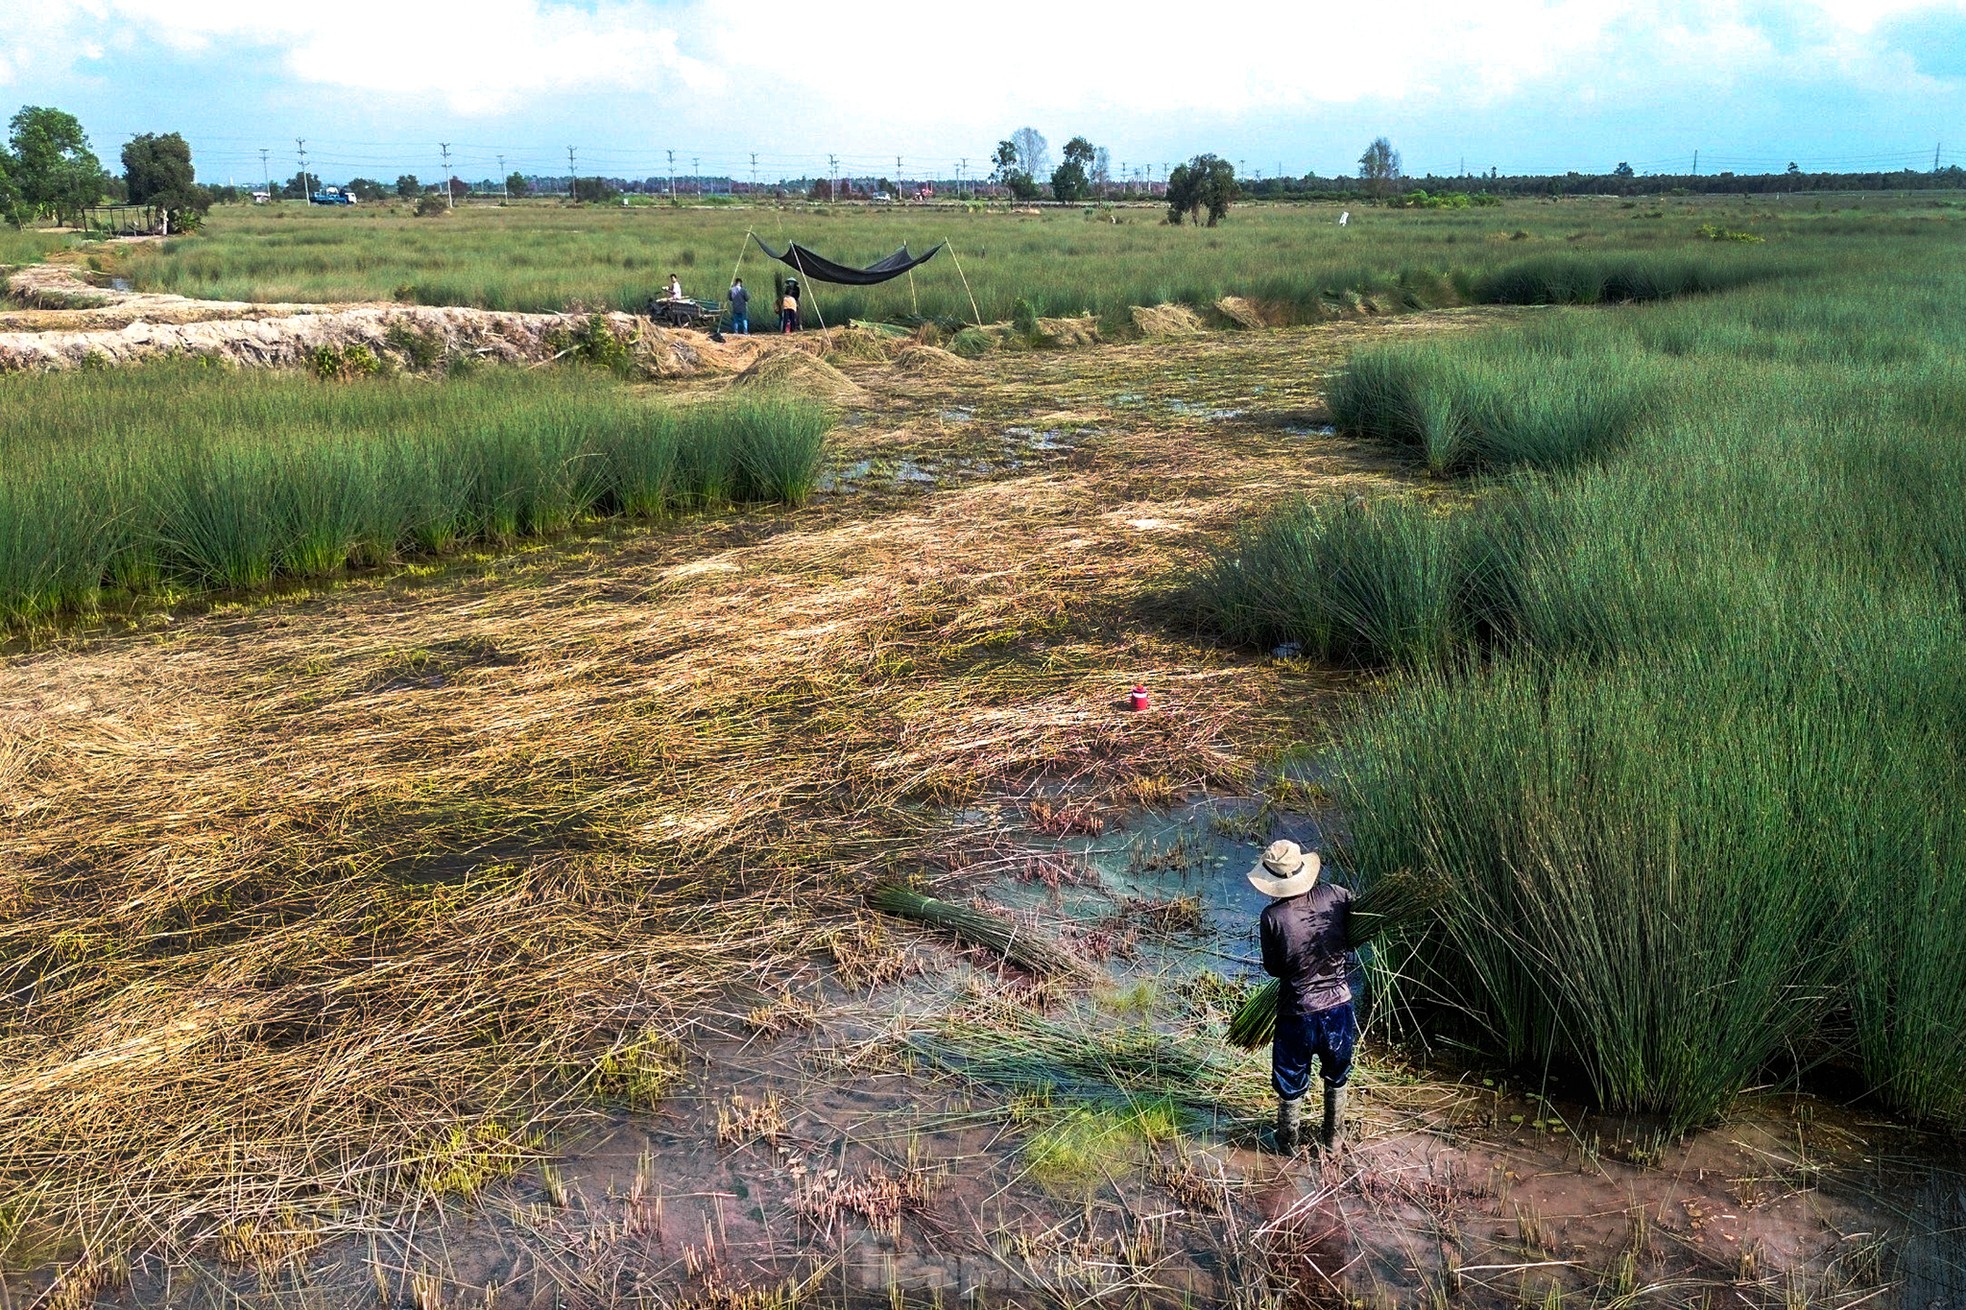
[869,884,1087,977]
[5,323,1328,1265]
[0,362,830,624]
[909,1002,1255,1116]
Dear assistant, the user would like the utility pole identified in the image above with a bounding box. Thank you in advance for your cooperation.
[1937,143,1944,173]
[1692,149,1699,176]
[896,154,903,195]
[440,142,453,207]
[259,148,271,201]
[567,146,577,199]
[498,154,507,199]
[692,156,700,196]
[751,152,758,195]
[828,153,839,202]
[957,158,965,200]
[297,139,311,204]
[667,149,676,198]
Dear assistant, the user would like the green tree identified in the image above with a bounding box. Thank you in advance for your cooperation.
[506,171,531,197]
[1613,161,1635,178]
[395,174,421,199]
[0,153,20,227]
[572,176,619,203]
[1165,154,1239,226]
[344,177,387,202]
[1357,136,1400,198]
[8,106,108,226]
[1051,135,1095,202]
[122,132,208,227]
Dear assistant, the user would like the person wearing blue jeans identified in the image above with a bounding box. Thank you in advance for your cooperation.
[728,278,750,334]
[1251,839,1356,1153]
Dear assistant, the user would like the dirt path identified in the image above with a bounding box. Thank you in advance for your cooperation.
[2,316,1946,1308]
[0,261,797,375]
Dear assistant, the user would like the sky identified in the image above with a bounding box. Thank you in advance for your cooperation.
[1,0,1963,186]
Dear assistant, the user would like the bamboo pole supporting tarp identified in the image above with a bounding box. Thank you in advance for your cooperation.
[948,245,984,327]
[792,250,828,333]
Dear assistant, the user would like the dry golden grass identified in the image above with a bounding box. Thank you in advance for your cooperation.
[0,312,1449,1273]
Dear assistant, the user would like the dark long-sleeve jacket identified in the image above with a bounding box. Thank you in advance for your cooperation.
[1260,882,1354,1017]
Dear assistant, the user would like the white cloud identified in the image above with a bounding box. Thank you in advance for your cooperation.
[5,0,1959,150]
[33,0,720,114]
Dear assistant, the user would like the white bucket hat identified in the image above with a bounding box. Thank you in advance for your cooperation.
[1246,839,1321,898]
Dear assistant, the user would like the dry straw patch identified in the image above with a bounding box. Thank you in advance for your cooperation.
[731,350,867,405]
[0,316,1419,1268]
[1130,303,1206,337]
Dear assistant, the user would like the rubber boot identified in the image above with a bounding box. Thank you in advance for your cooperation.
[1320,1083,1347,1150]
[1275,1095,1304,1154]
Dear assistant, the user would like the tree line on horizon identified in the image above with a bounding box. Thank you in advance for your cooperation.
[1,104,215,231]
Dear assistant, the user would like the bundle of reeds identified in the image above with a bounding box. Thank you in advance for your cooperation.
[868,884,1086,978]
[1226,868,1444,1050]
[1226,981,1278,1051]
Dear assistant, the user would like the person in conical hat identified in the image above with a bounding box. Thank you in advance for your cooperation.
[1249,839,1355,1153]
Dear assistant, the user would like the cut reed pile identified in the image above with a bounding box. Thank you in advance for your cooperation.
[908,1001,1257,1117]
[868,884,1087,977]
[1130,305,1205,338]
[732,350,867,405]
[890,344,974,376]
[0,363,830,625]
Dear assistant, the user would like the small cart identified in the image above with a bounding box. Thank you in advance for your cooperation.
[645,296,724,331]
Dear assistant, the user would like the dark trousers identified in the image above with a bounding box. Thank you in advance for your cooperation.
[1272,1001,1356,1099]
[781,308,799,332]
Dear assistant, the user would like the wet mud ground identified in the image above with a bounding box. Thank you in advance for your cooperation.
[118,796,1966,1308]
[8,312,1965,1308]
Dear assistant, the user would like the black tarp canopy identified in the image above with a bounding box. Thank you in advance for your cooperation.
[751,235,945,285]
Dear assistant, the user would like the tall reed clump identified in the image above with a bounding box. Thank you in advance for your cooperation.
[1336,656,1851,1132]
[1200,251,1966,1133]
[0,364,832,625]
[1195,495,1473,667]
[1327,320,1662,474]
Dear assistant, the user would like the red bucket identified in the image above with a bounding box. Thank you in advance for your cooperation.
[1128,684,1150,712]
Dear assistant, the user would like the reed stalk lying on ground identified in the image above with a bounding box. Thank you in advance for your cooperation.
[869,884,1087,977]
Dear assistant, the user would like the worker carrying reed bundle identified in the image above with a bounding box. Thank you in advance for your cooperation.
[1248,839,1354,1154]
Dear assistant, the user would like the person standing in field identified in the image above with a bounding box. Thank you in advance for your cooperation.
[728,277,750,334]
[1251,839,1356,1153]
[780,276,802,332]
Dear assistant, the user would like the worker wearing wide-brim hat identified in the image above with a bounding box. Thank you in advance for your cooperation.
[1250,839,1356,1153]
